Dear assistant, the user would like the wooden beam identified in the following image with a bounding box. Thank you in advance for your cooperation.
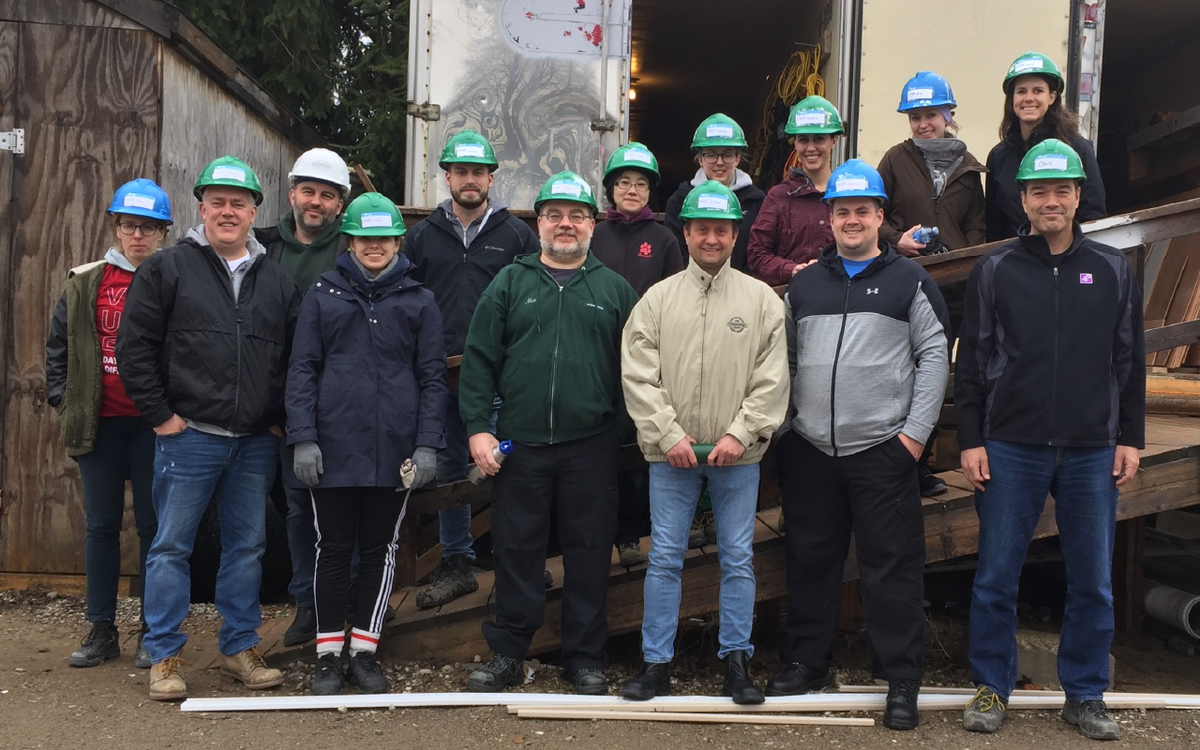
[0,572,133,597]
[1145,320,1200,353]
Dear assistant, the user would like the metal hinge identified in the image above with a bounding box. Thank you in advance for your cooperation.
[590,118,617,133]
[0,128,23,154]
[406,102,441,122]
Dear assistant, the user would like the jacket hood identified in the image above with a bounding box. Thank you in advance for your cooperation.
[690,167,754,192]
[334,248,412,292]
[186,224,267,257]
[782,169,823,197]
[103,247,138,273]
[605,205,656,223]
[276,210,342,252]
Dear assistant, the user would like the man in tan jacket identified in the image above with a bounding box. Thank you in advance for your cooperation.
[619,180,788,705]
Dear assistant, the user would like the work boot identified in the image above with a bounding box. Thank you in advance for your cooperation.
[620,662,671,701]
[544,569,554,588]
[918,465,948,497]
[701,511,717,545]
[134,628,151,669]
[416,553,478,609]
[1062,699,1120,741]
[219,646,283,689]
[962,685,1006,733]
[346,652,390,694]
[148,656,188,701]
[69,621,120,668]
[284,605,318,646]
[721,650,765,705]
[766,662,831,696]
[616,542,646,567]
[567,667,607,695]
[883,679,921,730]
[311,653,345,696]
[688,517,707,548]
[467,654,524,692]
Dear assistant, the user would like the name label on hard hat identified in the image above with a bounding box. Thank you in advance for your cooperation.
[624,149,653,165]
[123,193,157,210]
[1034,155,1069,172]
[835,176,869,192]
[794,110,827,127]
[1012,58,1045,75]
[551,182,583,198]
[697,194,730,211]
[361,212,394,228]
[706,124,734,139]
[906,87,934,102]
[455,143,486,159]
[212,166,247,182]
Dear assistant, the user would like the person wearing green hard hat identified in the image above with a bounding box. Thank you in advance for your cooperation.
[986,51,1106,242]
[747,95,842,287]
[117,155,302,701]
[287,191,447,696]
[877,71,986,259]
[406,129,537,612]
[956,138,1143,742]
[459,170,638,696]
[769,157,950,731]
[665,113,765,272]
[620,178,788,706]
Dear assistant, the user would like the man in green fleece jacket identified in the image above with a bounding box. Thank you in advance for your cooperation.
[459,171,638,696]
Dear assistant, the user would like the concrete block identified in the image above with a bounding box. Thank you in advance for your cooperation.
[1015,629,1115,690]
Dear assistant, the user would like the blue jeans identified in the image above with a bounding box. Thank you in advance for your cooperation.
[143,429,279,662]
[969,440,1119,702]
[642,461,759,662]
[284,484,317,607]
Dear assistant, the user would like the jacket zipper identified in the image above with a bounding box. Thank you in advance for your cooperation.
[699,278,710,422]
[1049,265,1059,442]
[828,277,853,456]
[230,268,242,432]
[546,271,564,443]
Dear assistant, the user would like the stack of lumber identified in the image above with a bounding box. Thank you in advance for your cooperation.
[1146,232,1200,371]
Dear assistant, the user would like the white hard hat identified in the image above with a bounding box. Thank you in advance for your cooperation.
[289,148,351,196]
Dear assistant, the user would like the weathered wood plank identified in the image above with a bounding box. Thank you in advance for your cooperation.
[0,21,18,539]
[0,0,141,29]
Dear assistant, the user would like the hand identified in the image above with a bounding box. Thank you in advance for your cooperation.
[665,435,697,469]
[960,446,990,491]
[154,414,187,436]
[293,440,323,488]
[709,434,746,467]
[791,259,818,276]
[411,446,438,488]
[469,433,502,476]
[1112,445,1140,487]
[896,225,925,257]
[897,433,923,461]
[268,425,283,439]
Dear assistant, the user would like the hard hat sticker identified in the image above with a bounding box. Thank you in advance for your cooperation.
[123,194,157,210]
[624,150,653,164]
[455,143,486,158]
[1033,155,1069,172]
[551,182,583,198]
[794,111,828,127]
[360,212,394,228]
[1012,58,1045,75]
[212,166,247,182]
[697,194,730,211]
[906,87,935,101]
[835,176,870,192]
[706,124,735,139]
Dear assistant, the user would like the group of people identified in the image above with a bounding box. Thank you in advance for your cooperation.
[47,50,1143,742]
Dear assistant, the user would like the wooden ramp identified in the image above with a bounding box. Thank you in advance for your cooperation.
[252,416,1200,665]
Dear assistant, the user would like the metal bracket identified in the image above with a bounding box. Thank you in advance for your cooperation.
[0,128,23,155]
[406,102,441,122]
[590,118,617,133]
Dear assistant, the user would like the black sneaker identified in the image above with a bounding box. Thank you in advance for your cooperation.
[687,517,707,548]
[765,662,830,696]
[918,465,948,497]
[416,553,478,609]
[620,662,671,701]
[1062,699,1120,740]
[284,605,318,647]
[134,630,151,669]
[467,654,524,692]
[568,667,607,695]
[616,542,646,567]
[544,569,553,588]
[701,511,717,545]
[883,679,921,730]
[346,652,389,694]
[311,653,345,696]
[69,622,120,668]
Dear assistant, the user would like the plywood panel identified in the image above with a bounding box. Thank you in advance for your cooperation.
[1,23,160,574]
[1156,235,1200,366]
[160,47,300,235]
[0,0,141,29]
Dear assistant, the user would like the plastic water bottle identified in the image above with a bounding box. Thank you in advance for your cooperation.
[466,440,513,484]
[913,226,940,245]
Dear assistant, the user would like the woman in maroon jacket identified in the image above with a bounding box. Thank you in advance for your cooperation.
[746,96,842,287]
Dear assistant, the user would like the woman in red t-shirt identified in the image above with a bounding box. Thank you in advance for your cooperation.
[45,179,173,669]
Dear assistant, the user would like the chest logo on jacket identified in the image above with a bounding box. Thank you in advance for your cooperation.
[727,317,747,333]
[637,242,653,258]
[866,288,880,295]
[1079,273,1093,285]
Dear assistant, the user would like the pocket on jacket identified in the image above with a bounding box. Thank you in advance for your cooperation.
[498,356,551,429]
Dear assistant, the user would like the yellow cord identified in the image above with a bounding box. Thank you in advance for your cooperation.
[750,45,826,179]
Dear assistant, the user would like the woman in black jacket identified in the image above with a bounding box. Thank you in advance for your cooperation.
[985,51,1106,242]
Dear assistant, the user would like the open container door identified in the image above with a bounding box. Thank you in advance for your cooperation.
[405,0,631,210]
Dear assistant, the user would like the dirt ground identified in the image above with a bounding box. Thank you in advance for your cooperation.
[2,590,1200,750]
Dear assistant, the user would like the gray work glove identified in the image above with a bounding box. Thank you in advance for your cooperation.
[293,441,323,488]
[411,446,438,489]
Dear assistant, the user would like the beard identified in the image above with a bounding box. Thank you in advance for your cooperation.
[292,205,337,235]
[451,184,489,210]
[541,236,590,262]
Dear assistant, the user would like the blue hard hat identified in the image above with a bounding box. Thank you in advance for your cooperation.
[823,159,889,205]
[107,178,173,224]
[897,71,956,112]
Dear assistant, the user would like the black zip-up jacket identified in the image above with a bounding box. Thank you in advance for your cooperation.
[116,237,302,433]
[955,225,1145,450]
[404,206,538,356]
[590,210,684,297]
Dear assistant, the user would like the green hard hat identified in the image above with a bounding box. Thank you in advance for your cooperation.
[604,142,660,186]
[679,180,744,223]
[438,129,498,171]
[340,192,407,237]
[691,113,748,150]
[1003,51,1065,93]
[1016,139,1087,184]
[534,171,598,214]
[785,95,845,135]
[193,156,264,205]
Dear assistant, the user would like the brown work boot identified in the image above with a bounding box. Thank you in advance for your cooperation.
[219,646,283,689]
[149,656,189,701]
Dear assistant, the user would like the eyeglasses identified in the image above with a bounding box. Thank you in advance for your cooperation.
[615,178,650,191]
[541,209,592,224]
[116,222,165,237]
[699,151,740,164]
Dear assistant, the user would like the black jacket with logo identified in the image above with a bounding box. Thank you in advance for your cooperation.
[590,211,684,297]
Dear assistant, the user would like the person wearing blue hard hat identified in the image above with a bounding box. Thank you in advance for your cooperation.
[45,178,173,671]
[768,157,951,732]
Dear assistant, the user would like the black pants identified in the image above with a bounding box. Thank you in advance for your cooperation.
[311,487,406,635]
[776,429,926,681]
[614,466,650,545]
[483,428,619,672]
